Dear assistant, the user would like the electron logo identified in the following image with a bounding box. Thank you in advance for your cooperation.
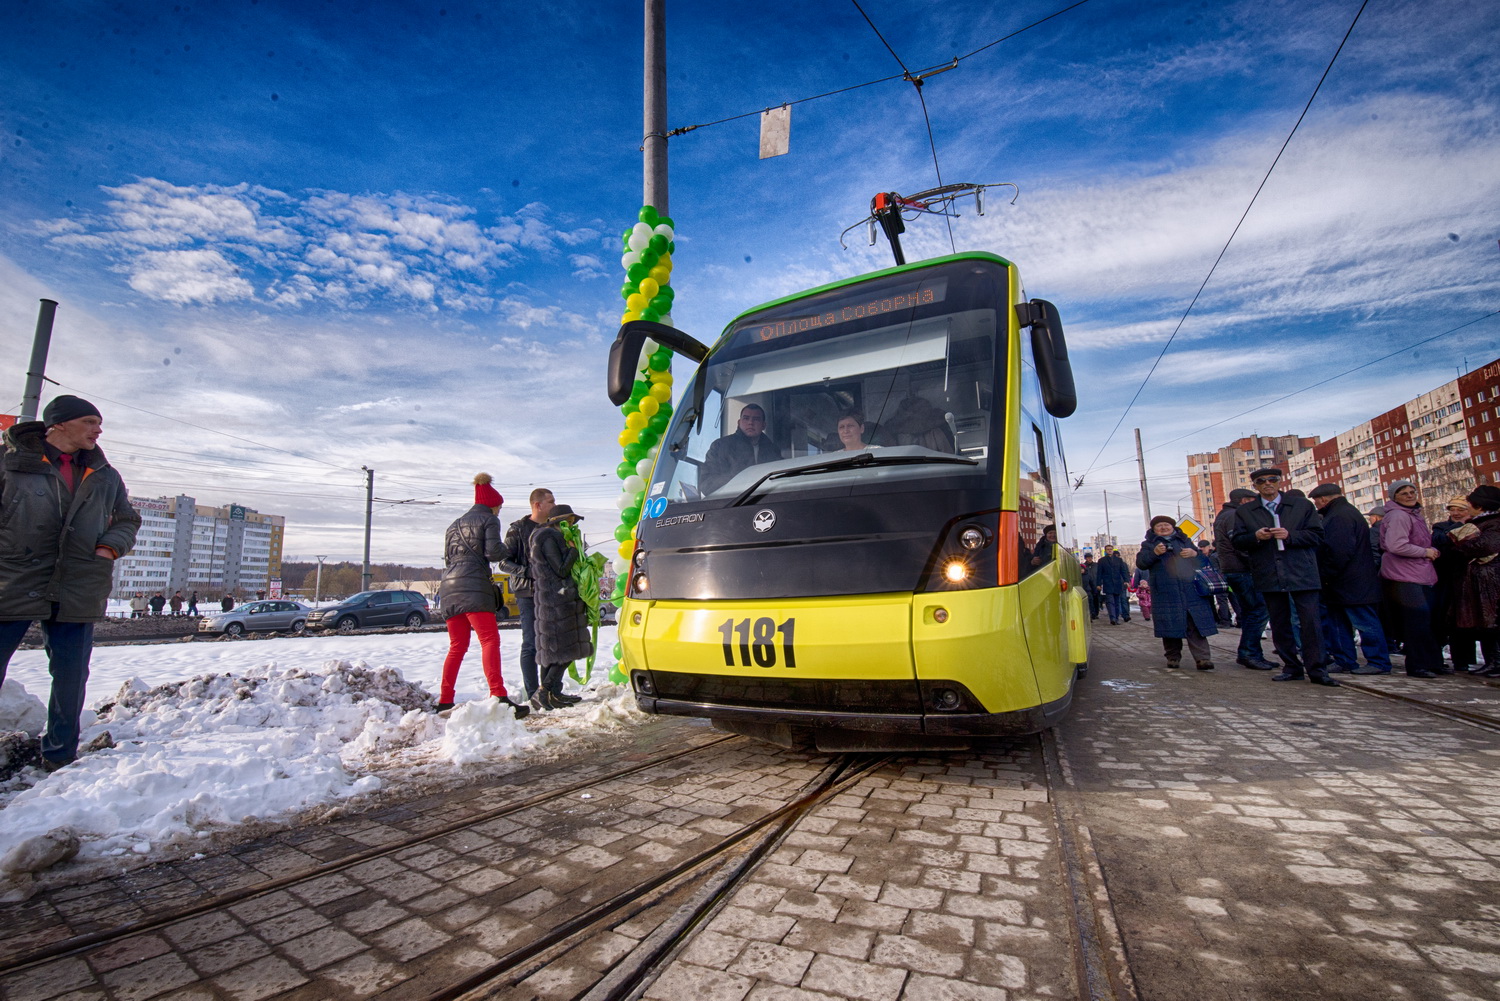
[752,509,776,533]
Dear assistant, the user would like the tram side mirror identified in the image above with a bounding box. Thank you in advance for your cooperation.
[608,320,711,406]
[1017,299,1077,419]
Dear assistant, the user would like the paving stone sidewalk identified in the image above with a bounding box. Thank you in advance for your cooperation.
[1071,622,1500,1001]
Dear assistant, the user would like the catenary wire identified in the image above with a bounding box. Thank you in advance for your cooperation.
[664,0,1095,138]
[1076,0,1371,485]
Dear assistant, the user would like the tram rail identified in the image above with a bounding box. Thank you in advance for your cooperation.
[1339,678,1500,733]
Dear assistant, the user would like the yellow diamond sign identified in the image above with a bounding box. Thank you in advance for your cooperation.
[1176,515,1204,538]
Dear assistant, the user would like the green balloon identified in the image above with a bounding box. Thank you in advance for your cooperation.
[613,641,623,659]
[668,241,675,255]
[639,205,659,224]
[623,228,633,245]
[633,490,645,508]
[658,401,672,418]
[620,283,635,302]
[612,579,627,599]
[658,284,675,300]
[636,429,659,450]
[622,506,640,525]
[639,248,660,269]
[614,523,634,543]
[616,461,634,479]
[627,263,649,283]
[648,234,669,255]
[648,349,672,371]
[648,412,670,434]
[640,309,660,323]
[623,442,646,463]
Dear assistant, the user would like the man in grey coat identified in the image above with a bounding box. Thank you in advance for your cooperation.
[0,396,140,769]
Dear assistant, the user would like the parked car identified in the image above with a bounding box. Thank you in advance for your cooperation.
[198,600,312,637]
[491,573,521,621]
[305,590,430,632]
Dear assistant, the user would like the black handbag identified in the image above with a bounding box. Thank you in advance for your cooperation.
[1194,565,1230,597]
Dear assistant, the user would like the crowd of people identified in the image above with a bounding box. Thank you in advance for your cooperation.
[127,590,204,617]
[1079,467,1500,682]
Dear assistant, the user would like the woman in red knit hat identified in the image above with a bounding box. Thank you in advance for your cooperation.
[435,474,529,718]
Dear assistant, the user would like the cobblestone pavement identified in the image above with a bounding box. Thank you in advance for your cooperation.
[3,622,1498,1001]
[1071,621,1500,1001]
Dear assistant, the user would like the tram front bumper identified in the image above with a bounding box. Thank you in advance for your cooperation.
[634,691,1065,737]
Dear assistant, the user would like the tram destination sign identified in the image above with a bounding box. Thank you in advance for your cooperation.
[739,276,949,345]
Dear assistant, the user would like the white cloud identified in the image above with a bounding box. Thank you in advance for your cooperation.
[124,249,254,305]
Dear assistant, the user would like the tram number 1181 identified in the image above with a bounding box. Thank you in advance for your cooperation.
[717,617,797,669]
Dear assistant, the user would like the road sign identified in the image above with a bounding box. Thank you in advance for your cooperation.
[1177,515,1204,538]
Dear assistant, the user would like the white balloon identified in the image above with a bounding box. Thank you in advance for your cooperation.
[621,251,642,269]
[613,556,631,575]
[632,222,654,241]
[641,338,659,355]
[622,475,645,495]
[653,224,674,242]
[659,312,672,326]
[627,231,649,252]
[615,492,632,510]
[636,458,654,477]
[648,444,660,460]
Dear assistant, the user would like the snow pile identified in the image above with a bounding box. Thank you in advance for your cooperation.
[0,680,46,736]
[580,683,649,729]
[0,661,451,864]
[439,697,559,766]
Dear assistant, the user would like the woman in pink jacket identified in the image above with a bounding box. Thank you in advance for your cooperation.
[1378,480,1441,677]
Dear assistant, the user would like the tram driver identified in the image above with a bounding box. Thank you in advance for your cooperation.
[699,403,786,494]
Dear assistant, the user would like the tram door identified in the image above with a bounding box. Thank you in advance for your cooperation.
[1017,329,1069,703]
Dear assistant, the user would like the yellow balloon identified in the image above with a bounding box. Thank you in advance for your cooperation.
[623,310,641,323]
[638,278,659,300]
[619,539,636,559]
[650,382,672,402]
[660,252,672,270]
[618,428,638,447]
[626,292,648,312]
[649,265,671,285]
[649,368,672,384]
[625,412,647,431]
[638,396,660,417]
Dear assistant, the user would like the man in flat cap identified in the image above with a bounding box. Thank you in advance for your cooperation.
[0,395,140,770]
[1214,487,1275,669]
[1232,467,1335,686]
[1310,482,1392,674]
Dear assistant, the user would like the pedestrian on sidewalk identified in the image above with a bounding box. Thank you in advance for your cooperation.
[1309,483,1392,675]
[187,591,198,617]
[221,593,234,612]
[1232,467,1337,686]
[1378,480,1443,678]
[169,591,183,616]
[1433,496,1479,672]
[529,504,593,711]
[149,592,165,616]
[500,487,569,706]
[1445,484,1500,677]
[1136,516,1218,670]
[1197,540,1235,625]
[1081,555,1102,620]
[1097,547,1131,624]
[129,592,147,619]
[436,474,528,718]
[1215,488,1276,670]
[0,396,141,770]
[1130,569,1153,620]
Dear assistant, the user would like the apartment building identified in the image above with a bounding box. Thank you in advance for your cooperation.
[1187,434,1320,526]
[112,495,285,598]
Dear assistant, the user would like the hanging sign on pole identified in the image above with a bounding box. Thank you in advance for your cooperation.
[759,105,791,159]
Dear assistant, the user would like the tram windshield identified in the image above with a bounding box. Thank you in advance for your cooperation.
[649,259,1006,506]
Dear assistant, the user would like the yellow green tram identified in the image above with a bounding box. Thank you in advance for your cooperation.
[606,252,1086,751]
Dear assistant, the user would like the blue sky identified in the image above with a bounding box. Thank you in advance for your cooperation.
[2,0,1497,563]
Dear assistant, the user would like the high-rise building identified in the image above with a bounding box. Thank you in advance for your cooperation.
[112,495,285,598]
[1187,434,1320,527]
[1277,355,1499,526]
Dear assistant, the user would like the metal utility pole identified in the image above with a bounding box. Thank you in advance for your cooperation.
[361,467,374,592]
[1134,428,1151,528]
[314,555,327,606]
[1103,491,1112,545]
[643,0,668,215]
[20,299,59,422]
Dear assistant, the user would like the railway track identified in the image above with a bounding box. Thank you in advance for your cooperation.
[1338,677,1500,733]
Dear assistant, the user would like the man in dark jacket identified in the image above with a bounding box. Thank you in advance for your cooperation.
[1081,556,1102,620]
[499,487,578,706]
[1096,548,1132,624]
[1310,483,1392,675]
[699,404,785,495]
[1214,489,1275,669]
[0,396,140,769]
[1232,467,1335,686]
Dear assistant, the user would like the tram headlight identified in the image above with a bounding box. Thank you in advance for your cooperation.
[959,526,989,550]
[943,559,970,583]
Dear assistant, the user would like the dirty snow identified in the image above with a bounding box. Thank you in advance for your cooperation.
[0,626,628,871]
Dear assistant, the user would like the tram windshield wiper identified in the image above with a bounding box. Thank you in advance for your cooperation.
[729,451,978,507]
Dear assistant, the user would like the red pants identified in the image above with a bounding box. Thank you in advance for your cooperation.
[441,613,506,702]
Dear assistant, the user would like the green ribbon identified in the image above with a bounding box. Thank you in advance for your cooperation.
[560,519,607,684]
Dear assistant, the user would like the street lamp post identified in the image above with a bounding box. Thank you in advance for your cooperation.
[314,555,327,606]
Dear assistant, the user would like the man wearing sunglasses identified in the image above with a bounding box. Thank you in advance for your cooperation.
[1231,467,1337,687]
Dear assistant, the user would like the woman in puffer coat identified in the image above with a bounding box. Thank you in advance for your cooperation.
[529,504,593,710]
[1135,515,1218,670]
[1447,484,1500,677]
[1378,480,1442,677]
[436,474,528,718]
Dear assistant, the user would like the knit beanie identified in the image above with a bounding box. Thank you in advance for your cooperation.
[1468,484,1500,512]
[473,473,503,508]
[1386,479,1415,500]
[42,395,101,427]
[1149,515,1175,529]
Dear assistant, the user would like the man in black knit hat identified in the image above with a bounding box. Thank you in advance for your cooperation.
[0,395,140,770]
